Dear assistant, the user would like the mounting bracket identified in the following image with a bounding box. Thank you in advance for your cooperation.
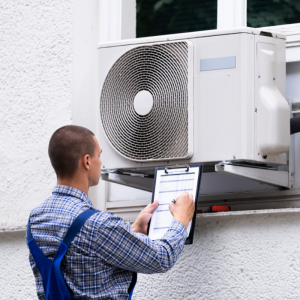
[215,163,289,188]
[101,172,154,192]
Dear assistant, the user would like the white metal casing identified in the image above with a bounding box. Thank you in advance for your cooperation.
[255,41,290,158]
[97,27,289,170]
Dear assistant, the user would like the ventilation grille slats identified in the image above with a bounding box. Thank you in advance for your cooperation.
[100,42,189,161]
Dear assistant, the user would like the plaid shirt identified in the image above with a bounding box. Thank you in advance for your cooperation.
[28,185,187,300]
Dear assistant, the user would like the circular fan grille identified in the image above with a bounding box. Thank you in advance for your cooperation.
[100,42,189,161]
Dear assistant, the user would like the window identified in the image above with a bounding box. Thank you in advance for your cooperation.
[136,0,217,38]
[248,0,300,28]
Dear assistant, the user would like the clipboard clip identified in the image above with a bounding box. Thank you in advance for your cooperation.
[165,164,190,174]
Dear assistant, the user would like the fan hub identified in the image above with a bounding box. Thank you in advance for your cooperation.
[133,90,154,116]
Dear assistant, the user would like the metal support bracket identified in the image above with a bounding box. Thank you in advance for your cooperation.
[288,97,296,189]
[101,172,154,192]
[215,164,289,188]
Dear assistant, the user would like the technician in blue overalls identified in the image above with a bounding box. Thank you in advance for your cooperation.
[27,125,195,300]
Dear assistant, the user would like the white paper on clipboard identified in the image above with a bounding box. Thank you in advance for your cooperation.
[148,166,200,240]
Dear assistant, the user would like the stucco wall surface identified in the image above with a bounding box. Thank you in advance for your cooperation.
[0,0,73,229]
[2,212,300,299]
[134,212,300,300]
[0,231,36,300]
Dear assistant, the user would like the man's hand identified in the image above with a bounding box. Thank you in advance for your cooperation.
[169,192,195,228]
[131,200,159,234]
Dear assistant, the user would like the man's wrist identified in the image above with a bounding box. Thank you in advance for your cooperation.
[173,216,190,229]
[131,222,142,233]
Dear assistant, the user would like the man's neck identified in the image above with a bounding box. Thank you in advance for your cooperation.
[57,177,89,196]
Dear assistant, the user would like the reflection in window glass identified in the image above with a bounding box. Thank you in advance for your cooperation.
[248,0,300,28]
[136,0,217,38]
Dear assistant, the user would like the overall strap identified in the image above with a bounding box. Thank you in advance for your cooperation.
[62,209,98,247]
[27,217,33,242]
[26,209,98,245]
[128,272,137,300]
[27,209,98,300]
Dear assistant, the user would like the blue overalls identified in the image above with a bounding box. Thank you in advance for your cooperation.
[27,209,137,300]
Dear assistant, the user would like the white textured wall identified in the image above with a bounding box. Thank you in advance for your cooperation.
[0,231,36,300]
[134,212,300,300]
[3,211,300,299]
[2,1,300,299]
[0,0,73,229]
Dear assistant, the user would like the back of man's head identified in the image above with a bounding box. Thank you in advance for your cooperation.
[48,125,96,179]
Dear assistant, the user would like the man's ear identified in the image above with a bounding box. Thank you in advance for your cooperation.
[83,154,90,170]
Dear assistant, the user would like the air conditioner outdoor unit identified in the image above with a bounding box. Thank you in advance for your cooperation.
[97,27,290,173]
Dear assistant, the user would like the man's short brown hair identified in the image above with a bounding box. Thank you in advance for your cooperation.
[48,125,96,178]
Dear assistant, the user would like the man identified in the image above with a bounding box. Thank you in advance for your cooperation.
[27,125,195,299]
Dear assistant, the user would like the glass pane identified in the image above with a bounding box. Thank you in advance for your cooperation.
[248,0,300,28]
[136,0,217,38]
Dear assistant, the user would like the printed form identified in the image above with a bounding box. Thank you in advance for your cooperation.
[148,166,200,240]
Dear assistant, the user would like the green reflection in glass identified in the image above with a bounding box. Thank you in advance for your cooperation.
[248,0,300,28]
[137,0,217,38]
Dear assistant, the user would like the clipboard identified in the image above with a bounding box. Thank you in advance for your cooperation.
[147,164,203,245]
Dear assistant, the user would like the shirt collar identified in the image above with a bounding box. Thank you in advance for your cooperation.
[52,185,94,207]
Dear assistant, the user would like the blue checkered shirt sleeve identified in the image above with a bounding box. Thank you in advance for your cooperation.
[93,214,187,274]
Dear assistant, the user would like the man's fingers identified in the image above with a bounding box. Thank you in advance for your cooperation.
[152,200,159,209]
[169,202,175,215]
[144,200,159,213]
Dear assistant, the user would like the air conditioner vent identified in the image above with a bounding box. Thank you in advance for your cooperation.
[100,42,190,161]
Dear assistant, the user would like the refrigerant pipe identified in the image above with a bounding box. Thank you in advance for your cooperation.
[291,117,300,135]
